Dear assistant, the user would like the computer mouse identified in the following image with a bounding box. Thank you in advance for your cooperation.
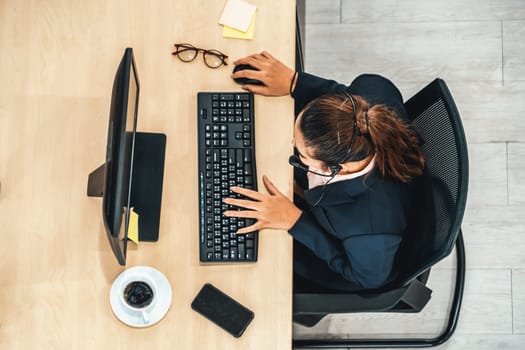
[232,64,264,86]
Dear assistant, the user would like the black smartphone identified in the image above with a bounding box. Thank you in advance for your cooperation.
[191,283,254,338]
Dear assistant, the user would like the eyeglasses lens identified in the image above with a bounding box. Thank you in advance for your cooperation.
[203,51,224,68]
[176,46,197,62]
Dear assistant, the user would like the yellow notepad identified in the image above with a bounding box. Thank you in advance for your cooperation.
[128,208,139,244]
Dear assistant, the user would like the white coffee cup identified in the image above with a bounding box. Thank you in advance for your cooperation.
[119,276,157,323]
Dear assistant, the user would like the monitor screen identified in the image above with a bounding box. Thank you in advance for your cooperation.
[100,48,139,265]
[88,48,166,266]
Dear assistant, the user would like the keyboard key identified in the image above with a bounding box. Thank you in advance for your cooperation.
[230,248,238,260]
[238,243,245,259]
[220,94,234,101]
[243,150,252,163]
[236,150,243,168]
[244,164,253,175]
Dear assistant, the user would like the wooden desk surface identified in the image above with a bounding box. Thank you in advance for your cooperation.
[0,1,295,348]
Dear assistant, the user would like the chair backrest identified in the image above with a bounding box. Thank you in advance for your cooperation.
[388,79,469,288]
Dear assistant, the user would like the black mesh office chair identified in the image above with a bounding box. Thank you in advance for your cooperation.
[293,78,469,348]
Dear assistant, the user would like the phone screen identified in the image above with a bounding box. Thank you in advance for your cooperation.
[191,283,254,338]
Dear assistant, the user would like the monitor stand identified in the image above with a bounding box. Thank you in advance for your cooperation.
[87,132,167,242]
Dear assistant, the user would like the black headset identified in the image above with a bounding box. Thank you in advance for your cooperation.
[288,155,340,177]
[289,91,359,177]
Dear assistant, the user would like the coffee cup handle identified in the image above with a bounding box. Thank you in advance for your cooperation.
[141,310,149,323]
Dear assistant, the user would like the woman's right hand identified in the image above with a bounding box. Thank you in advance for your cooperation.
[232,51,297,96]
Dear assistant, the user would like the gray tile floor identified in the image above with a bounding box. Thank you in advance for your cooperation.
[294,1,525,349]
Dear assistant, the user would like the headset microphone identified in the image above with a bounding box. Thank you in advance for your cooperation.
[288,155,305,169]
[288,155,340,177]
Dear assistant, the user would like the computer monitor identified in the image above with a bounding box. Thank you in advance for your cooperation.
[87,48,166,266]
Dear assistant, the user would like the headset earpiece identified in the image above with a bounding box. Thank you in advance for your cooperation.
[329,164,342,176]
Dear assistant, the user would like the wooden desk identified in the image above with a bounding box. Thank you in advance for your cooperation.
[0,1,295,348]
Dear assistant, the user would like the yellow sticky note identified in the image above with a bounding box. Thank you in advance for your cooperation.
[128,208,139,244]
[222,13,256,40]
[219,0,256,32]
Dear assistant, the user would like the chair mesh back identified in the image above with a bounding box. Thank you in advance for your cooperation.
[392,79,468,286]
[413,100,458,249]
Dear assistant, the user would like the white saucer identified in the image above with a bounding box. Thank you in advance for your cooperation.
[110,266,172,327]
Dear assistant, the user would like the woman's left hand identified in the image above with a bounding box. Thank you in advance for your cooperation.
[223,175,302,234]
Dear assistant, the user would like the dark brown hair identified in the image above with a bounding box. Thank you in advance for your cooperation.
[299,92,425,183]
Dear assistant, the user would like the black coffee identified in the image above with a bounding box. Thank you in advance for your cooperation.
[123,281,154,308]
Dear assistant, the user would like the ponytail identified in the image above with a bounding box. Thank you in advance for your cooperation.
[366,103,424,182]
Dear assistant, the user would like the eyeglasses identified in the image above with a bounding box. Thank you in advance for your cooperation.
[172,43,228,69]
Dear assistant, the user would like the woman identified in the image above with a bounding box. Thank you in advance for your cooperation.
[223,52,425,290]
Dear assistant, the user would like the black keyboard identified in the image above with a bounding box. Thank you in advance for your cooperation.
[197,92,258,262]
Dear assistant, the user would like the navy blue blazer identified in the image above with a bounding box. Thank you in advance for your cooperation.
[289,72,412,290]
